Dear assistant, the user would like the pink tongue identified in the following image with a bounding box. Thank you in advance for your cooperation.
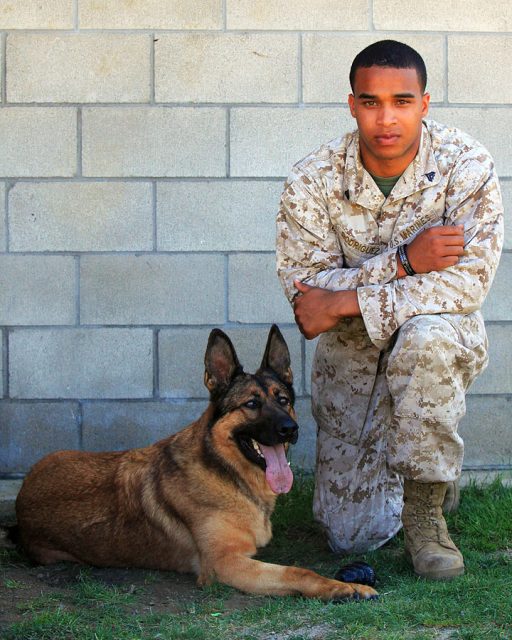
[259,443,293,494]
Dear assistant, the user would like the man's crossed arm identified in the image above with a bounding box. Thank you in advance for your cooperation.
[293,225,465,340]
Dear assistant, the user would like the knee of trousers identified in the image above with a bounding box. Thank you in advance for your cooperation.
[386,314,478,423]
[313,429,403,554]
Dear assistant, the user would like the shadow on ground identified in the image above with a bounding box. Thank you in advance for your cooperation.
[0,527,267,632]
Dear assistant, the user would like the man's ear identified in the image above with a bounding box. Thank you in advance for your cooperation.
[258,324,293,386]
[204,329,242,395]
[348,93,356,118]
[421,91,430,118]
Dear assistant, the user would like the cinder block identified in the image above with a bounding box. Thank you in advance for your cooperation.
[157,181,281,251]
[7,35,150,103]
[0,37,3,103]
[82,400,206,452]
[9,329,154,399]
[448,37,512,104]
[226,0,368,30]
[290,397,317,471]
[228,254,294,324]
[0,183,5,250]
[303,34,444,104]
[428,107,512,178]
[231,107,354,177]
[459,396,512,467]
[155,34,298,103]
[373,0,512,31]
[80,255,225,325]
[0,256,75,325]
[79,0,222,29]
[9,182,153,252]
[0,108,76,177]
[500,181,511,251]
[159,326,303,399]
[304,335,319,396]
[82,107,226,177]
[469,324,512,395]
[481,253,512,322]
[0,1,73,29]
[0,401,80,474]
[0,480,22,521]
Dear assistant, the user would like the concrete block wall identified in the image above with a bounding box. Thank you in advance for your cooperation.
[0,1,511,478]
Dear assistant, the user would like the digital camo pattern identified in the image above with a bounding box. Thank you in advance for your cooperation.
[276,119,504,553]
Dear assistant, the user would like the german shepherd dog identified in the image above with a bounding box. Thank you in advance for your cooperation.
[13,326,377,601]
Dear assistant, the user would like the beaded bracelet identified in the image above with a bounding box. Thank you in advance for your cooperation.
[398,244,416,276]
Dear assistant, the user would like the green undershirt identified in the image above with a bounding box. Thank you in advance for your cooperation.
[370,173,402,198]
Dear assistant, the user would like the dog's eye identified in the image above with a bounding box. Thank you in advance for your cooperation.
[278,396,290,407]
[244,399,260,410]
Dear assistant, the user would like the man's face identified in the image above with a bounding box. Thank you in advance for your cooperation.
[348,66,430,177]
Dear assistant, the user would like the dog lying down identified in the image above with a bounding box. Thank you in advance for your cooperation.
[13,325,378,601]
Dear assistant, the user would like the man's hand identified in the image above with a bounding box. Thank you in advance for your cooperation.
[293,281,361,340]
[398,225,465,277]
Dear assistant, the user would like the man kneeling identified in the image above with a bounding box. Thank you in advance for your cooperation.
[276,40,503,579]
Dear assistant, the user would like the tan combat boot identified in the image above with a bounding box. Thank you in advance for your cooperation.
[402,479,464,580]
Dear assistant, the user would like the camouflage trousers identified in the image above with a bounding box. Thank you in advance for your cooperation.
[311,312,488,554]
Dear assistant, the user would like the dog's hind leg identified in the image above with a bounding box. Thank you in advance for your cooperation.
[26,544,83,565]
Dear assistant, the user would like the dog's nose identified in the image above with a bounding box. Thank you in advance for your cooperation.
[277,417,299,443]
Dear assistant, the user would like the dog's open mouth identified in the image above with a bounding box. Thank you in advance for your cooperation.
[237,435,293,495]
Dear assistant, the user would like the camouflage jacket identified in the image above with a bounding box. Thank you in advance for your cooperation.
[276,119,504,349]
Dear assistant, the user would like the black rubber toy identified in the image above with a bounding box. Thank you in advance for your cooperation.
[334,561,377,587]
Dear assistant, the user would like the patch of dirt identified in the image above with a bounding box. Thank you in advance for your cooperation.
[417,627,460,640]
[260,624,336,639]
[0,527,266,631]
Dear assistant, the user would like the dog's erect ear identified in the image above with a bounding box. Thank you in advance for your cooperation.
[259,324,293,386]
[204,329,242,394]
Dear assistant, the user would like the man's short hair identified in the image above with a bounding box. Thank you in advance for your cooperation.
[350,40,427,93]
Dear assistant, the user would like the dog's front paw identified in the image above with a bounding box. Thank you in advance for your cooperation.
[349,581,379,600]
[330,581,378,602]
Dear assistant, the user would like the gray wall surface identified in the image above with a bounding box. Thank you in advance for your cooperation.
[0,1,511,477]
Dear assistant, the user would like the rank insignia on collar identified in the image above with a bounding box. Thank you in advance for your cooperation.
[425,171,436,182]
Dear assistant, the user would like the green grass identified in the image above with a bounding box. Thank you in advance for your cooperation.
[2,476,512,640]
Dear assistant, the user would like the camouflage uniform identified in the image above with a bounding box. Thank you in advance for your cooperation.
[276,119,504,554]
